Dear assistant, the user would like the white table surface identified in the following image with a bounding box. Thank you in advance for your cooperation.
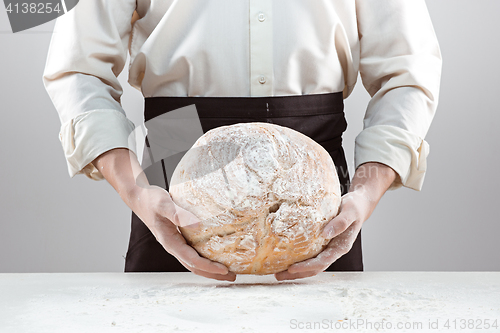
[0,272,499,333]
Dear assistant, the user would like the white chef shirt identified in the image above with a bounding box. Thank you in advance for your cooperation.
[42,0,442,191]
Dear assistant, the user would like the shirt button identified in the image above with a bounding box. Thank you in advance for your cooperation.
[258,12,266,22]
[258,76,266,84]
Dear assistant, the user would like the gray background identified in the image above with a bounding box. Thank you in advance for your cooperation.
[1,0,498,273]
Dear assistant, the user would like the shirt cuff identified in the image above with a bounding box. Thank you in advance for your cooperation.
[354,125,430,191]
[59,109,137,180]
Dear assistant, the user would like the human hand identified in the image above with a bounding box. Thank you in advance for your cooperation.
[93,148,236,282]
[274,190,369,281]
[274,162,397,281]
[130,185,237,282]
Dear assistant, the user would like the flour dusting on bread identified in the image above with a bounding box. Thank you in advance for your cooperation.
[169,123,341,274]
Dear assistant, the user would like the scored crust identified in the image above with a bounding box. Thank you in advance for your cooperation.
[169,122,341,274]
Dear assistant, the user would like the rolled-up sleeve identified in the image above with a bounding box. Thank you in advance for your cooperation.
[354,0,442,190]
[42,0,137,180]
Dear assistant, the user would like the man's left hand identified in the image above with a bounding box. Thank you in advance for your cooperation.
[274,162,397,281]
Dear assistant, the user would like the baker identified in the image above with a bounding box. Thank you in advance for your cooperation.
[43,1,442,282]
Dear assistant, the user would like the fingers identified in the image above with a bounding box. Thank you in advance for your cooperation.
[155,227,230,276]
[277,220,363,281]
[322,211,356,239]
[156,226,235,281]
[274,248,342,282]
[287,246,343,274]
[141,186,233,281]
[277,192,364,282]
[171,204,202,228]
[322,194,358,239]
[191,268,237,282]
[148,187,200,227]
[176,244,230,275]
[275,269,319,281]
[163,201,201,228]
[178,257,237,282]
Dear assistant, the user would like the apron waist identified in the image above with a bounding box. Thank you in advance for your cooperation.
[144,92,346,153]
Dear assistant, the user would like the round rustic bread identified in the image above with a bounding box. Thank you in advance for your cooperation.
[169,122,341,274]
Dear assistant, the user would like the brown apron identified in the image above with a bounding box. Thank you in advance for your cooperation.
[124,92,363,272]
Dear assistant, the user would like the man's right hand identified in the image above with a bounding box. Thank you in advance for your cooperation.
[93,148,236,282]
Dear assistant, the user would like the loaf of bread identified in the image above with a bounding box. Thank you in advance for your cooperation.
[169,122,341,274]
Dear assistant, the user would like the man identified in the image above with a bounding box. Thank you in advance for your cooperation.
[43,0,442,282]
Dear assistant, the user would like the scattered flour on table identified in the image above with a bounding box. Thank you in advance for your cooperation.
[15,280,499,333]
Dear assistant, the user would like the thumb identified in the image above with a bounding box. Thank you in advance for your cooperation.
[321,207,356,239]
[163,201,201,228]
[174,205,202,228]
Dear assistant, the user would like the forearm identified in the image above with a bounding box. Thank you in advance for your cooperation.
[347,162,397,220]
[92,148,149,209]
